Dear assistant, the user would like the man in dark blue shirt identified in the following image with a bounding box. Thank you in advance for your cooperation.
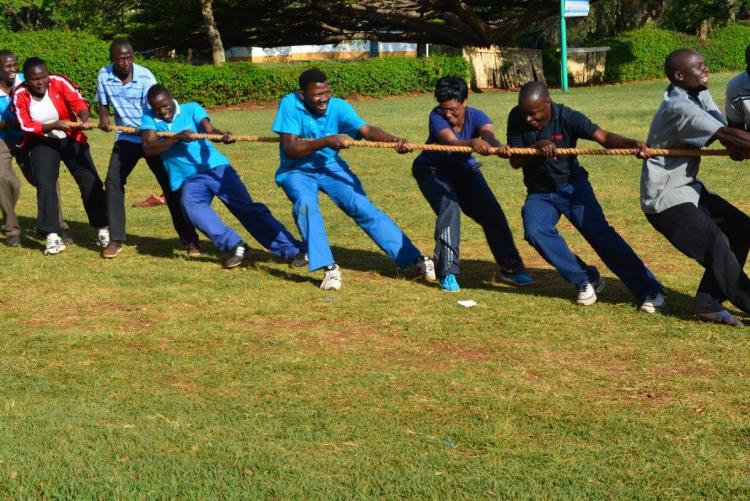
[412,76,530,292]
[505,81,664,311]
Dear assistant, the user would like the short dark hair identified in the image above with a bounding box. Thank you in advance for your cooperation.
[664,48,696,81]
[147,83,170,101]
[518,81,549,103]
[299,68,328,90]
[0,50,15,60]
[110,38,133,57]
[22,57,46,74]
[434,76,468,103]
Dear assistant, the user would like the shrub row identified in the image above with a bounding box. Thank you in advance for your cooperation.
[0,30,469,107]
[602,25,750,83]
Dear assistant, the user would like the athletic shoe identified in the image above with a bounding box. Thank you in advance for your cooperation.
[132,193,167,208]
[97,227,110,248]
[498,270,533,286]
[289,251,308,268]
[640,291,666,313]
[415,255,437,282]
[4,234,19,247]
[440,274,460,292]
[185,242,201,257]
[44,233,65,255]
[223,243,245,269]
[102,241,123,259]
[696,309,744,327]
[320,264,342,291]
[576,278,605,306]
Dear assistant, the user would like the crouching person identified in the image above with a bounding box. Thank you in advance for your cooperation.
[141,84,305,268]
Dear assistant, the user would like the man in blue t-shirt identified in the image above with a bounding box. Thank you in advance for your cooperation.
[97,39,199,259]
[272,68,435,291]
[141,84,304,269]
[505,81,665,312]
[412,76,530,292]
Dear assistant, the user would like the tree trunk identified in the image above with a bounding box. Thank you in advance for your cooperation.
[698,19,709,41]
[201,0,226,66]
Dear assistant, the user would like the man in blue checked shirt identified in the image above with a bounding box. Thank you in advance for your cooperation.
[97,39,200,259]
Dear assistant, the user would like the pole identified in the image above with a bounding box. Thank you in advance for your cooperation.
[560,0,569,92]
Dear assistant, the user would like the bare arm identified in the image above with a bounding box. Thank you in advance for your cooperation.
[97,103,111,130]
[142,129,194,157]
[713,126,750,159]
[279,133,347,158]
[591,129,648,158]
[359,124,411,153]
[435,124,499,156]
[199,117,234,144]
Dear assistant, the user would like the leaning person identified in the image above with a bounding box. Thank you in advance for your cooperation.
[272,68,436,291]
[141,84,305,269]
[504,81,665,311]
[412,76,531,292]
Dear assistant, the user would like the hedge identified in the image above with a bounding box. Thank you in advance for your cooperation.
[602,25,750,83]
[0,29,469,107]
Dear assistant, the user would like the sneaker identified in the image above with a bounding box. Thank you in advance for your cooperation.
[640,291,666,313]
[4,234,19,247]
[223,243,245,269]
[320,264,342,291]
[696,309,744,327]
[415,255,437,282]
[289,251,308,268]
[499,270,533,286]
[60,228,74,245]
[576,278,605,306]
[97,227,110,248]
[44,233,65,255]
[440,274,460,292]
[102,241,123,259]
[185,242,201,257]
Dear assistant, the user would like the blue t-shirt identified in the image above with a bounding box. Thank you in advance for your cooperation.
[507,102,599,193]
[0,73,24,143]
[271,92,366,177]
[96,63,157,144]
[140,101,230,191]
[413,106,492,171]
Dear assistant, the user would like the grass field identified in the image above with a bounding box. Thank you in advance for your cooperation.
[2,73,750,499]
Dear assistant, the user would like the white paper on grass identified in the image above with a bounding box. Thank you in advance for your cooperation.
[457,300,477,308]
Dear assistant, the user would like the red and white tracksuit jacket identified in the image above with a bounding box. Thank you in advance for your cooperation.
[12,73,89,146]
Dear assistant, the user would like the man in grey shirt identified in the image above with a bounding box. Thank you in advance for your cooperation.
[642,48,750,326]
[725,44,750,131]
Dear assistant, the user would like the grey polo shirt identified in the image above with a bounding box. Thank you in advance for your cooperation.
[641,84,725,214]
[726,70,750,128]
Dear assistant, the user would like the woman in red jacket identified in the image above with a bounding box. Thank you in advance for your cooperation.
[13,57,108,254]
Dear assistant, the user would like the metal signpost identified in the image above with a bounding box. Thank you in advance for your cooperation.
[560,0,590,92]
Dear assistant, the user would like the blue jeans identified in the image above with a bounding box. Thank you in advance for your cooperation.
[522,174,660,301]
[277,166,421,271]
[181,164,303,258]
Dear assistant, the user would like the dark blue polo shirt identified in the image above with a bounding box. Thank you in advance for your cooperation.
[507,102,599,194]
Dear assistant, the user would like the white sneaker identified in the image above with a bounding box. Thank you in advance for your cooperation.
[320,265,342,291]
[576,278,605,306]
[640,291,666,313]
[415,256,437,282]
[97,227,110,248]
[44,233,66,255]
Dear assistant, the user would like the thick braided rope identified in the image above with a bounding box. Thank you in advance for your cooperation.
[64,122,732,157]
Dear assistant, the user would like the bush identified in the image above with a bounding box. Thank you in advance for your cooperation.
[602,25,750,83]
[0,29,469,107]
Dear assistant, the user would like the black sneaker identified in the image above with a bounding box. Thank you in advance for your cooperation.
[60,228,74,245]
[223,243,246,269]
[4,234,19,247]
[289,251,308,268]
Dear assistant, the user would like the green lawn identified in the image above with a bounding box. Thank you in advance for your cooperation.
[2,73,750,499]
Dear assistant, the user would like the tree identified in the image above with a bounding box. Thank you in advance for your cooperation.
[201,0,225,65]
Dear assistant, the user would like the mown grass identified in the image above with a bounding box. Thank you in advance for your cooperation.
[2,73,750,499]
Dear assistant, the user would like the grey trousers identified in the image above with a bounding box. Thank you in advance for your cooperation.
[0,140,20,236]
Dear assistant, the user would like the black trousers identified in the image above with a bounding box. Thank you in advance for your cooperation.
[105,140,198,244]
[413,163,524,278]
[646,191,750,314]
[28,138,106,235]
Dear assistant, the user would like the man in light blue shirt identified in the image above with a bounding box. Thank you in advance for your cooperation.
[272,68,435,291]
[141,84,305,269]
[97,39,199,258]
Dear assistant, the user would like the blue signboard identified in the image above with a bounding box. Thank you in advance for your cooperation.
[564,0,590,17]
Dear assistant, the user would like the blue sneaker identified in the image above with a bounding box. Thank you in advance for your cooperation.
[440,274,460,292]
[499,271,533,286]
